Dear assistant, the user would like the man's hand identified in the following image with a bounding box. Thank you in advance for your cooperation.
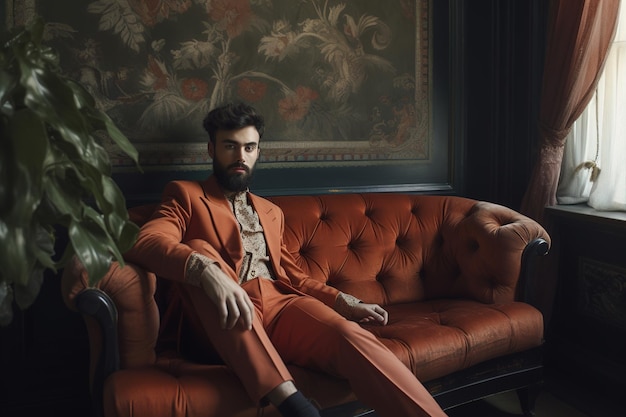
[199,263,254,330]
[350,303,389,325]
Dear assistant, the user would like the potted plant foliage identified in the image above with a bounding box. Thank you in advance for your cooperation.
[0,18,140,326]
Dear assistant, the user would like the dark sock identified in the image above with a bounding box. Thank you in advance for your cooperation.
[277,391,320,417]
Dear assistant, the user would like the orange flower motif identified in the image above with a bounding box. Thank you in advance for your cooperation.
[237,78,267,102]
[278,86,319,121]
[181,78,209,101]
[295,86,319,101]
[278,95,309,121]
[208,0,252,38]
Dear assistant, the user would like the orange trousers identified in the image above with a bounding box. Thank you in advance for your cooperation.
[179,278,447,417]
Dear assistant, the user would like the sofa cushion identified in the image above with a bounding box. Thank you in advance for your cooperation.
[104,363,264,417]
[367,300,543,382]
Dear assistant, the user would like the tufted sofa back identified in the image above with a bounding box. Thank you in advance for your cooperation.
[268,193,546,306]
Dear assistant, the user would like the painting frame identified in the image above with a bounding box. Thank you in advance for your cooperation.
[6,0,459,198]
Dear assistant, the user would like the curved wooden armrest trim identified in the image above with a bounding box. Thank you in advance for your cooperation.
[518,238,550,309]
[75,288,120,416]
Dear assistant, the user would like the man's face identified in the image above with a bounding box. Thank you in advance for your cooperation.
[209,126,260,192]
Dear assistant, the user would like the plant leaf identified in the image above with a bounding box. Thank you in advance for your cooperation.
[0,281,14,327]
[0,18,141,325]
[104,115,140,166]
[31,222,56,270]
[117,221,140,254]
[9,108,48,190]
[42,166,83,221]
[0,69,17,112]
[70,79,139,168]
[69,215,114,285]
[0,162,41,286]
[0,220,33,286]
[101,175,132,235]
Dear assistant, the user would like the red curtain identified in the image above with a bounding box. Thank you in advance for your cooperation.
[520,0,620,223]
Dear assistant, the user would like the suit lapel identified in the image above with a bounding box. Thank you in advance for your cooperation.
[250,194,281,276]
[198,177,244,270]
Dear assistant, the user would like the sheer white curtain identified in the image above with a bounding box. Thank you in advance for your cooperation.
[557,2,626,211]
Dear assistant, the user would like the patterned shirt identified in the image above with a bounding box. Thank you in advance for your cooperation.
[229,191,275,283]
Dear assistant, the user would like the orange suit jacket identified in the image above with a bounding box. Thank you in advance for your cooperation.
[124,176,340,308]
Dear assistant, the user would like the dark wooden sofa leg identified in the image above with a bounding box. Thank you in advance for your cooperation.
[517,382,543,417]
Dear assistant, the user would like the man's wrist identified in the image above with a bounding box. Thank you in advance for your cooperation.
[334,292,362,319]
[186,252,218,287]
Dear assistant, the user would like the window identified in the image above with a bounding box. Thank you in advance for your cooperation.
[557,3,626,212]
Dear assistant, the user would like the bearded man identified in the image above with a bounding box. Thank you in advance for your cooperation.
[124,102,447,417]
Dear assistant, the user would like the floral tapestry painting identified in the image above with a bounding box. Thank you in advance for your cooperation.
[14,0,430,170]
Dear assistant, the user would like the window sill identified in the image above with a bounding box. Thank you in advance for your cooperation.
[545,204,626,230]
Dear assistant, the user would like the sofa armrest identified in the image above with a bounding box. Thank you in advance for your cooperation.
[75,288,120,417]
[62,256,160,416]
[421,199,551,305]
[518,237,550,309]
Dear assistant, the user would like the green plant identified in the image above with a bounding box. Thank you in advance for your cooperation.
[0,18,140,326]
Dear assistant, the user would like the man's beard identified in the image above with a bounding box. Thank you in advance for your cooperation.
[213,159,255,192]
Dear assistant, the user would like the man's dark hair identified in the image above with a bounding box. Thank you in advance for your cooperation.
[202,102,265,143]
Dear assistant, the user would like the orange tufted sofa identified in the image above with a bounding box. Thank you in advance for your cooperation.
[62,193,550,417]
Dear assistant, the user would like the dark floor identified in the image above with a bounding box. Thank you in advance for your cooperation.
[446,367,625,417]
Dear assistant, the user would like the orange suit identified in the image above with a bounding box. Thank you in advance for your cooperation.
[125,176,447,417]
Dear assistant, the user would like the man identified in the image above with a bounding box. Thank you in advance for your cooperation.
[125,102,447,417]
